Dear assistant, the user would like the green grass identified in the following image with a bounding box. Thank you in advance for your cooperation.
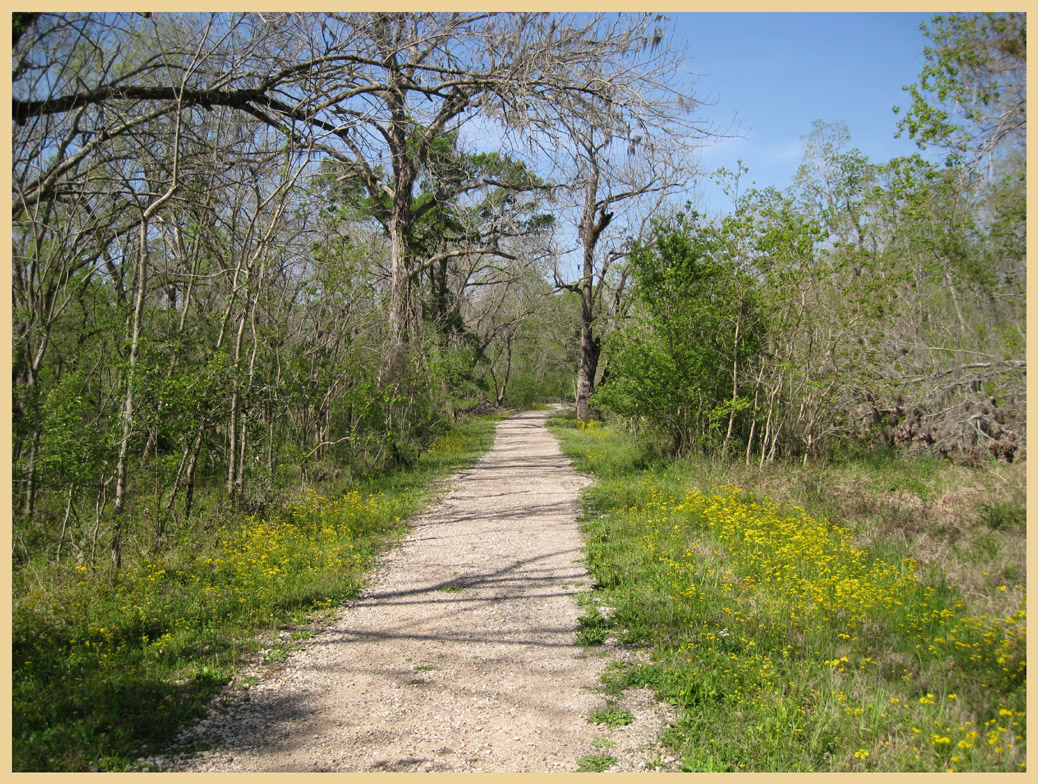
[577,754,617,772]
[548,412,1026,773]
[12,414,504,772]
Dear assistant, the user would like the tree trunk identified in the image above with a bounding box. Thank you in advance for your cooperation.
[225,306,248,500]
[721,316,741,454]
[112,221,150,570]
[227,387,239,499]
[111,107,181,568]
[745,364,765,466]
[183,433,201,520]
[21,428,40,518]
[575,317,601,422]
[496,335,514,406]
[385,87,416,369]
[20,336,51,517]
[575,168,610,422]
[759,381,781,469]
[388,213,409,360]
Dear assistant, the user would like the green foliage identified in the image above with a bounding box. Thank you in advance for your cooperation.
[594,209,764,455]
[576,603,614,646]
[588,707,634,727]
[37,369,110,491]
[895,13,1026,165]
[577,754,617,772]
[601,98,1023,464]
[978,500,1025,532]
[794,120,880,265]
[493,288,580,409]
[12,12,40,43]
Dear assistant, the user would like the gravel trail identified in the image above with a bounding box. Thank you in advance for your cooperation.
[146,408,676,772]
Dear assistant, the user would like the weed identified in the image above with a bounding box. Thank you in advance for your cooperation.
[978,500,1025,531]
[598,661,655,697]
[264,647,291,663]
[577,754,617,772]
[589,706,635,727]
[592,738,615,748]
[577,605,613,646]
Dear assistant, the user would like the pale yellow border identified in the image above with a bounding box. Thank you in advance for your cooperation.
[2,2,1031,781]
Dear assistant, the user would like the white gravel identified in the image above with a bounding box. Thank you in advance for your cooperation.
[141,408,677,772]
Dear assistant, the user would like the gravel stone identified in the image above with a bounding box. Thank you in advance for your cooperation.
[140,408,676,772]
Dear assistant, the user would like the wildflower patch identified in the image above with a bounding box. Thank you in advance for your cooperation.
[12,415,501,771]
[551,414,1026,772]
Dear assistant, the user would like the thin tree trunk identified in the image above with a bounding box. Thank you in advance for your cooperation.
[745,364,765,466]
[55,486,74,563]
[111,221,150,570]
[759,381,781,469]
[21,430,40,518]
[163,444,192,512]
[227,385,240,499]
[722,316,741,454]
[944,268,969,336]
[183,433,202,520]
[139,427,156,470]
[21,337,50,516]
[111,99,182,568]
[90,478,111,567]
[496,336,514,406]
[236,257,268,496]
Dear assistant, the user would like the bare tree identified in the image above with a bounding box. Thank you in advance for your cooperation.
[528,15,715,420]
[11,13,365,161]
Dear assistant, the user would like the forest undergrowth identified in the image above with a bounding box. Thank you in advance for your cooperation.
[549,412,1025,772]
[11,414,503,772]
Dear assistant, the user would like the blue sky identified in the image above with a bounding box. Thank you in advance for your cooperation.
[670,12,942,214]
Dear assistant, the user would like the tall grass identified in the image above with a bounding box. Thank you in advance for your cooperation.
[12,414,502,771]
[550,413,1026,772]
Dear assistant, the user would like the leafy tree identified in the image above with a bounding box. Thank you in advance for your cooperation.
[793,120,881,275]
[895,12,1025,171]
[595,210,763,455]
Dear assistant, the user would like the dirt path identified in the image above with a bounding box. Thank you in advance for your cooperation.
[145,409,676,772]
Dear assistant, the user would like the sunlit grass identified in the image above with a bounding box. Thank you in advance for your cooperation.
[549,412,1026,772]
[12,414,503,771]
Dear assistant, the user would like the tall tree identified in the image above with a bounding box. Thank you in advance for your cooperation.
[309,12,703,368]
[536,15,713,420]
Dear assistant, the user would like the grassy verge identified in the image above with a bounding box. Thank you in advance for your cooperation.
[12,414,503,771]
[549,412,1025,772]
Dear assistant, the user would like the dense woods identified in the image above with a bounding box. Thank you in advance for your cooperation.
[10,10,1026,570]
[11,12,703,569]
